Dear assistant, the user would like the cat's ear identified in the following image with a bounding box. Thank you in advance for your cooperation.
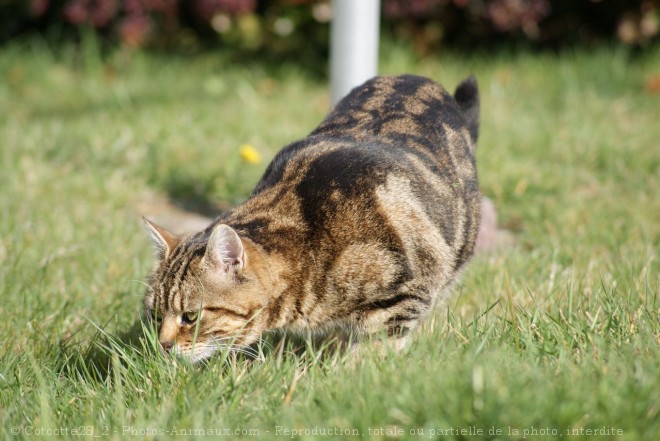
[143,218,179,260]
[204,224,245,274]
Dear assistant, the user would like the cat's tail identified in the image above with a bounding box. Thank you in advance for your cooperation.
[453,76,480,147]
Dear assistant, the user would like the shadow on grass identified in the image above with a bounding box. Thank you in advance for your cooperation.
[57,319,146,383]
[159,173,227,219]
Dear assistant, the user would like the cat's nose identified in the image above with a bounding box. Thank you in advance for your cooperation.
[160,340,174,352]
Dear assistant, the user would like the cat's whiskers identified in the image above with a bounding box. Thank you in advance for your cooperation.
[256,336,274,351]
[207,335,262,360]
[193,344,220,363]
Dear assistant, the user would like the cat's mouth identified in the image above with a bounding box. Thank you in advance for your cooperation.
[170,342,221,364]
[167,336,261,363]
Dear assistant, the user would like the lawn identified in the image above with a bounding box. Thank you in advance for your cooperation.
[0,39,658,440]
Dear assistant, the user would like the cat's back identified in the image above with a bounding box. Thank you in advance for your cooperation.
[255,75,478,192]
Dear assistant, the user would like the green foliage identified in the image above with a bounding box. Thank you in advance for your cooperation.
[1,41,659,440]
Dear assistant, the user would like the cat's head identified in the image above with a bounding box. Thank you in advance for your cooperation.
[143,219,272,363]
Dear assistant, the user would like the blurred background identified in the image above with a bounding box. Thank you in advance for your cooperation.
[2,1,658,56]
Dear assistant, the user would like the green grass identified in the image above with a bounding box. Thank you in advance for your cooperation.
[1,40,658,440]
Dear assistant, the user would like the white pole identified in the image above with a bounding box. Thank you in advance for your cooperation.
[330,0,381,106]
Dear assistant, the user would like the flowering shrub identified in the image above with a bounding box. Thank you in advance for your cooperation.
[382,0,659,48]
[1,0,657,48]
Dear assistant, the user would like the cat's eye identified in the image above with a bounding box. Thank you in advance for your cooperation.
[182,311,200,325]
[150,310,163,325]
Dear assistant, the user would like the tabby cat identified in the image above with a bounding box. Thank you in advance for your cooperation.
[144,74,481,362]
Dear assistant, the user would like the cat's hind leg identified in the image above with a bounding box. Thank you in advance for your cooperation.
[352,285,434,352]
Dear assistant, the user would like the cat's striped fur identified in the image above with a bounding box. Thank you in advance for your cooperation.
[144,74,481,362]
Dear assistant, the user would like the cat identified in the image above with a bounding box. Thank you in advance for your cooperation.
[143,74,481,363]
